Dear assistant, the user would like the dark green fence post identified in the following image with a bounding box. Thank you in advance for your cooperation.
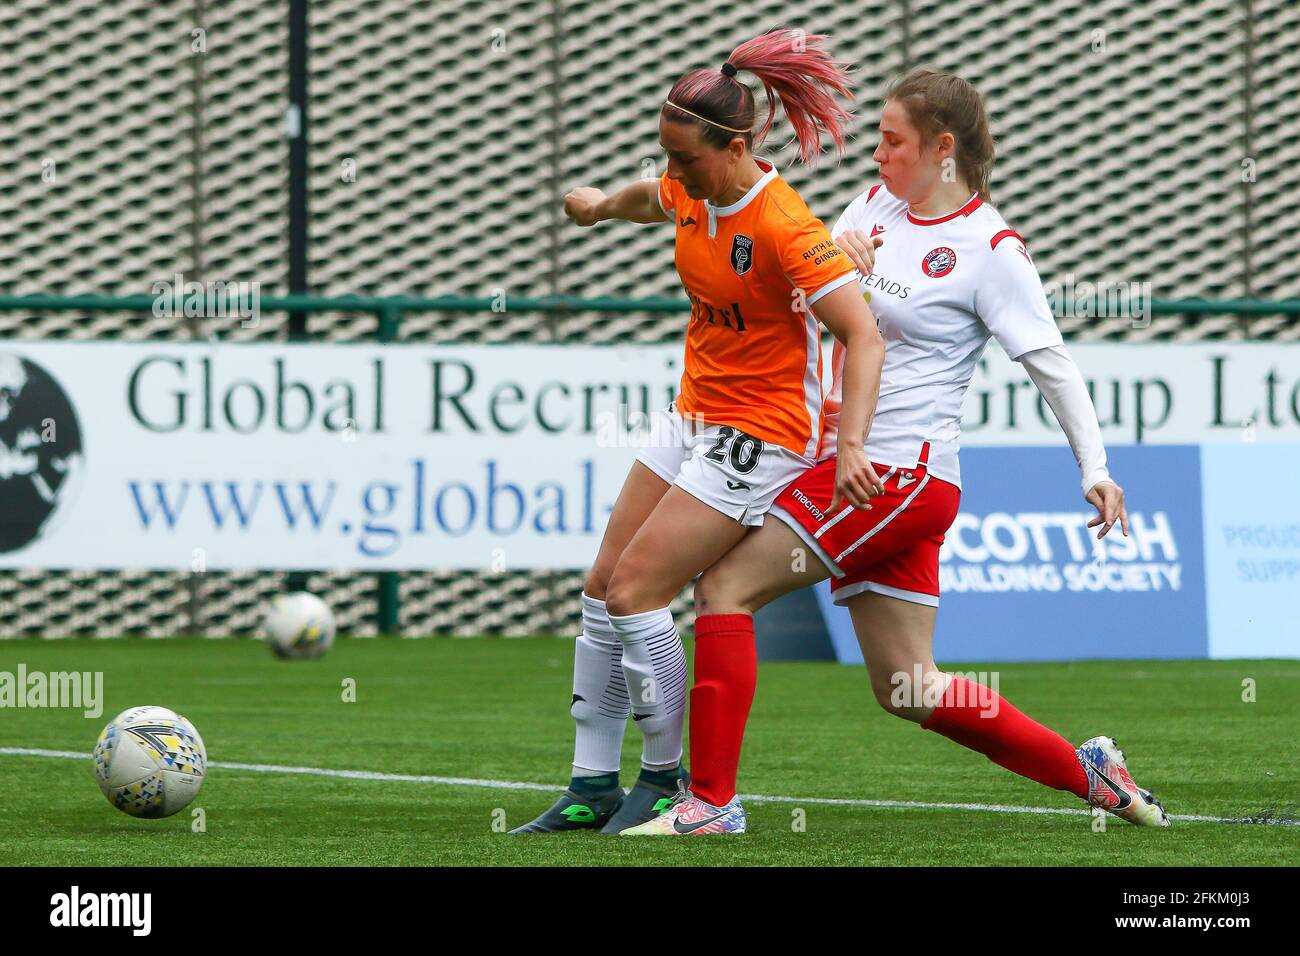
[377,303,401,344]
[376,302,402,635]
[287,295,313,596]
[376,572,401,637]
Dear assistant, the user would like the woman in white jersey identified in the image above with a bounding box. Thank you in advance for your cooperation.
[622,69,1171,837]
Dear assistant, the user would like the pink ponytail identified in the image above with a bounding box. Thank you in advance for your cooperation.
[662,28,855,165]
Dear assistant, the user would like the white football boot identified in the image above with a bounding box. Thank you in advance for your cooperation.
[619,788,747,835]
[1077,735,1170,827]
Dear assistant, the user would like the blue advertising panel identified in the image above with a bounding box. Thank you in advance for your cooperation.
[930,445,1207,661]
[1201,443,1300,659]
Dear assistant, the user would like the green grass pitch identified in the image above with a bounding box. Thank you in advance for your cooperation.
[0,638,1296,866]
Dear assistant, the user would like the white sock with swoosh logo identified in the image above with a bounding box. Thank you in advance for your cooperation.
[570,593,629,777]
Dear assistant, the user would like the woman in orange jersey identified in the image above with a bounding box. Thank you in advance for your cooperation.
[512,29,886,834]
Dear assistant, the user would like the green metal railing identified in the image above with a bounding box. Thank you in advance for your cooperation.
[3,291,1299,635]
[4,293,1300,324]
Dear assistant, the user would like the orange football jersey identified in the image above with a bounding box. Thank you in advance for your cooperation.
[657,159,856,457]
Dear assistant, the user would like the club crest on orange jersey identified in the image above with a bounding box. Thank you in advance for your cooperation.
[731,234,755,275]
[922,246,957,278]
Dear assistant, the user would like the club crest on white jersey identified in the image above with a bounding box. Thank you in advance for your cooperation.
[922,246,957,278]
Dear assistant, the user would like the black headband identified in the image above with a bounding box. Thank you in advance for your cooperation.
[721,62,737,77]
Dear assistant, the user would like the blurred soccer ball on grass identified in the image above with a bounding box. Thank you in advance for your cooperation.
[264,591,337,659]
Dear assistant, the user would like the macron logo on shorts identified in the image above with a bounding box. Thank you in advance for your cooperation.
[791,489,825,522]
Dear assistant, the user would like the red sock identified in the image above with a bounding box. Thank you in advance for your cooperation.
[689,614,757,807]
[921,675,1088,799]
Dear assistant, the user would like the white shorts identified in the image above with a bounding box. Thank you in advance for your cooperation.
[634,403,814,527]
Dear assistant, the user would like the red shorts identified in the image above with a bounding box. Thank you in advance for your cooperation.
[769,443,961,607]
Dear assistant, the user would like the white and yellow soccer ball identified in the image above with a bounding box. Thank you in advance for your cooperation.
[264,590,336,659]
[93,705,207,818]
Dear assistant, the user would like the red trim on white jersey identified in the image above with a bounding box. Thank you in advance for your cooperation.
[990,228,1024,250]
[866,184,882,203]
[905,193,983,226]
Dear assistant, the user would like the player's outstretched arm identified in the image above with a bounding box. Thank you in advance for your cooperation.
[812,283,887,512]
[1020,344,1129,539]
[563,180,669,226]
[978,235,1129,540]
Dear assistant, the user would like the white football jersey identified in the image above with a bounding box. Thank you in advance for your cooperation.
[820,185,1063,488]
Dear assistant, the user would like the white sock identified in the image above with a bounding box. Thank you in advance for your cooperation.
[609,606,687,770]
[570,593,629,776]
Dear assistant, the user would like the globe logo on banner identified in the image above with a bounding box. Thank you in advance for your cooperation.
[0,354,84,553]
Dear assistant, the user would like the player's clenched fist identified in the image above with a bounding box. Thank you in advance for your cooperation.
[563,186,607,226]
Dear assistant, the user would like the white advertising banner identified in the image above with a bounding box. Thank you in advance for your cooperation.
[1,341,1297,569]
[965,341,1300,445]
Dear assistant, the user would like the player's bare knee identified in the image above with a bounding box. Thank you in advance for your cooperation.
[693,568,719,615]
[583,569,609,602]
[694,565,751,616]
[871,679,904,716]
[605,561,669,617]
[878,694,927,723]
[870,673,919,719]
[602,575,640,619]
